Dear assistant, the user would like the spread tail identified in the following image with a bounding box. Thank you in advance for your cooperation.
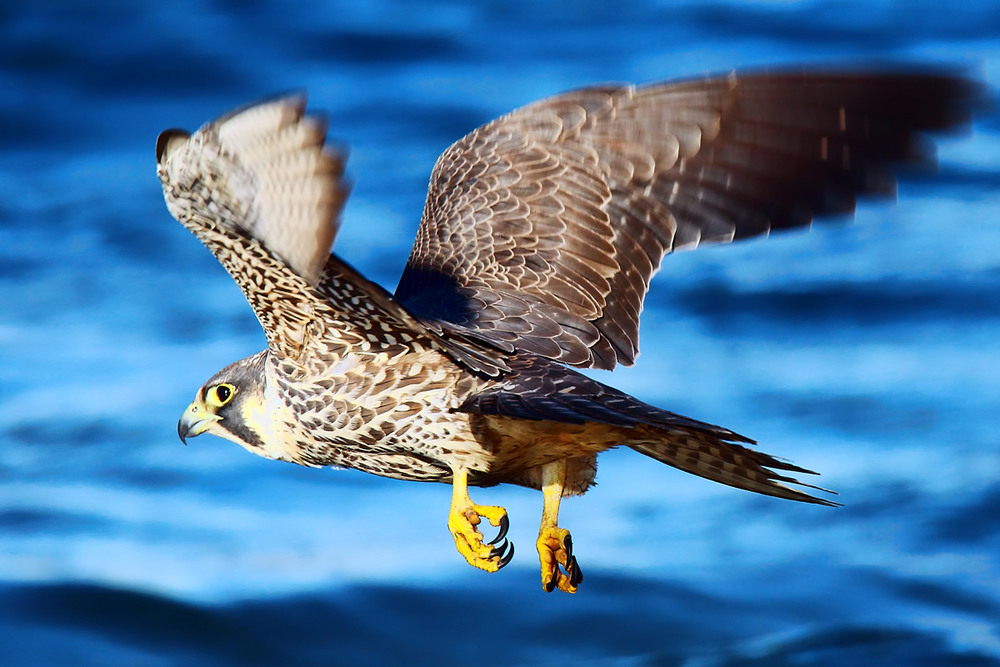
[629,426,839,506]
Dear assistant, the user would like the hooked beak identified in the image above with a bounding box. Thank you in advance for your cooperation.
[177,401,220,444]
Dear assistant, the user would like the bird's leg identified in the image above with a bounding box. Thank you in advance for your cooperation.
[447,468,514,573]
[536,459,584,593]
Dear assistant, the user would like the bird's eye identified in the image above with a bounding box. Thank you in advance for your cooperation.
[208,383,235,407]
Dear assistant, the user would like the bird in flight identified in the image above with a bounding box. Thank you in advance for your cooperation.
[159,68,980,593]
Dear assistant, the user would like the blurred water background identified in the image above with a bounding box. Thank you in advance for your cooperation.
[2,1,1000,665]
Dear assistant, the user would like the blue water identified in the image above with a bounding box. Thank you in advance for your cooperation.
[2,1,1000,664]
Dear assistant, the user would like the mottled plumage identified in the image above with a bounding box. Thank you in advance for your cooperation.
[159,68,981,593]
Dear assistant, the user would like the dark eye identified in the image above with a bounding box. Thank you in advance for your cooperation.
[205,384,235,408]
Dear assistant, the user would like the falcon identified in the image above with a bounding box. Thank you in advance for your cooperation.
[158,68,980,593]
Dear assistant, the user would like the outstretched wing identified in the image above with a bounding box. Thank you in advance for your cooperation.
[395,69,981,370]
[157,96,350,357]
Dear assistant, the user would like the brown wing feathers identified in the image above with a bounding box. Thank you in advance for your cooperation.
[395,70,981,370]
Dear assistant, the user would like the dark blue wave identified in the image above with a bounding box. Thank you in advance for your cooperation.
[682,1,1000,48]
[2,574,996,667]
[923,481,1000,546]
[668,278,1000,329]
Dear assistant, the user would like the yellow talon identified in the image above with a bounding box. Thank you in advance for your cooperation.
[537,460,584,593]
[448,469,514,572]
[537,526,581,593]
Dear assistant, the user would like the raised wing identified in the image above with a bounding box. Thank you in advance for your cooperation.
[395,70,981,370]
[157,96,350,356]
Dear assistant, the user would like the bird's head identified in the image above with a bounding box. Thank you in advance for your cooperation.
[177,351,270,453]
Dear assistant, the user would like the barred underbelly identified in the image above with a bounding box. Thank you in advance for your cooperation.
[334,450,455,483]
[283,398,494,482]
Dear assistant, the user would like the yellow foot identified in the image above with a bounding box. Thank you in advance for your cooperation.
[537,526,584,593]
[448,502,514,573]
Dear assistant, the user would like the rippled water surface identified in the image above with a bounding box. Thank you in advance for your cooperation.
[2,1,1000,665]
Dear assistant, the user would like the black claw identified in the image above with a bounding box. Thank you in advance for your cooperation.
[499,541,515,569]
[544,570,557,593]
[487,514,510,546]
[489,539,514,569]
[569,556,584,586]
[489,538,508,560]
[563,534,573,559]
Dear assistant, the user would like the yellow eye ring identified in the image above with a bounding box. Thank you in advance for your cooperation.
[207,383,236,408]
